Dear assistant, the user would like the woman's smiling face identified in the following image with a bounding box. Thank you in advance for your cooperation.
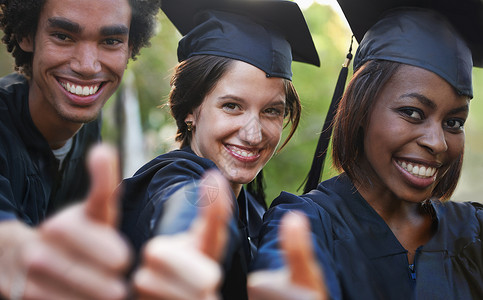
[187,60,286,195]
[361,64,469,203]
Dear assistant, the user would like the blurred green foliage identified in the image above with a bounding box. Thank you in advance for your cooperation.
[0,3,481,204]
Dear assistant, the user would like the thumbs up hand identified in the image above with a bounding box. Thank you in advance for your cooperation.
[83,143,121,227]
[0,144,131,300]
[133,170,233,300]
[247,211,328,300]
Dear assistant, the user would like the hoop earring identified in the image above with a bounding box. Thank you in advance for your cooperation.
[186,121,193,132]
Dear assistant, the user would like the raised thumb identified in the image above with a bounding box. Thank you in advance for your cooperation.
[280,211,327,296]
[84,143,121,227]
[193,170,233,262]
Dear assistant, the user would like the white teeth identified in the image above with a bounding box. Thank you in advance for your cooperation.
[397,160,437,178]
[82,86,90,96]
[419,166,426,176]
[60,81,100,97]
[413,165,419,175]
[230,147,257,158]
[235,150,254,157]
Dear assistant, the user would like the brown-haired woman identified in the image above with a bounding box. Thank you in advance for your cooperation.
[118,0,319,299]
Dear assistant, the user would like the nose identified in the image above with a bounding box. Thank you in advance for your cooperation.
[71,43,101,76]
[238,116,263,146]
[417,122,448,154]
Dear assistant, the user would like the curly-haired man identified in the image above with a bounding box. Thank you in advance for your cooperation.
[0,0,160,298]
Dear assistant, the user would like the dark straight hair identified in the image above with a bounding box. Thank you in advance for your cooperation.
[332,60,463,200]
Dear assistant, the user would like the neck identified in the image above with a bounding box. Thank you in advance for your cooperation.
[230,182,242,198]
[357,182,436,264]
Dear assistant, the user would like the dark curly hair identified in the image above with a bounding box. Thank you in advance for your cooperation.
[0,0,161,77]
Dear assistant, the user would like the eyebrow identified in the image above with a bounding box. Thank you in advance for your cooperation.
[100,25,129,36]
[48,17,129,36]
[401,92,469,114]
[48,17,82,34]
[219,95,286,106]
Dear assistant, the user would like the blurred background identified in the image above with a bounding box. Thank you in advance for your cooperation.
[1,0,481,204]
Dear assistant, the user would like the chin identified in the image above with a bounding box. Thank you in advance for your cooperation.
[61,110,101,124]
[220,166,259,184]
[227,174,257,186]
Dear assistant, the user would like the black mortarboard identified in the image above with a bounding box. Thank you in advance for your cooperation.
[354,9,476,98]
[303,0,483,193]
[338,0,483,68]
[161,0,320,80]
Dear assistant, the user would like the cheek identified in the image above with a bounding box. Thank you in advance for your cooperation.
[445,134,465,161]
[262,119,284,145]
[196,115,232,142]
[100,50,130,75]
[32,46,61,72]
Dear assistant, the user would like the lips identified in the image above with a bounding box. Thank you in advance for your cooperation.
[58,79,101,97]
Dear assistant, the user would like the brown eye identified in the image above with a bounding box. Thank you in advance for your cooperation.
[264,107,283,117]
[399,107,423,120]
[104,38,122,46]
[444,119,465,130]
[53,33,71,41]
[222,103,240,111]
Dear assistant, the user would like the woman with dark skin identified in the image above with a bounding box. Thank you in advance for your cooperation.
[250,6,482,300]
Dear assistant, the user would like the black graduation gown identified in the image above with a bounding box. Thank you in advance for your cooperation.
[120,147,266,300]
[0,73,101,225]
[252,174,483,300]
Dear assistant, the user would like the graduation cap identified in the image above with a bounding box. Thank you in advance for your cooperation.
[339,0,483,69]
[303,0,483,193]
[161,0,320,80]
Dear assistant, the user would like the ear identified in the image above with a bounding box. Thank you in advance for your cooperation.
[18,35,34,53]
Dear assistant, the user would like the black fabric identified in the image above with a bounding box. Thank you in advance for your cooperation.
[353,8,474,98]
[337,0,483,67]
[253,174,483,299]
[0,73,101,225]
[162,0,320,80]
[119,147,266,300]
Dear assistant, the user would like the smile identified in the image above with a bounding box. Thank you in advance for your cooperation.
[396,160,437,178]
[59,80,101,97]
[225,145,261,161]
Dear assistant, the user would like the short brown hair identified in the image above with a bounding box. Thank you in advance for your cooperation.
[332,60,463,200]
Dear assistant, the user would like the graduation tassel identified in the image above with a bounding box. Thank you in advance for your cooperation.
[301,36,354,194]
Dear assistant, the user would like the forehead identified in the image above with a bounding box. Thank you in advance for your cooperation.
[215,61,285,95]
[382,65,462,99]
[40,0,132,29]
[374,64,470,111]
